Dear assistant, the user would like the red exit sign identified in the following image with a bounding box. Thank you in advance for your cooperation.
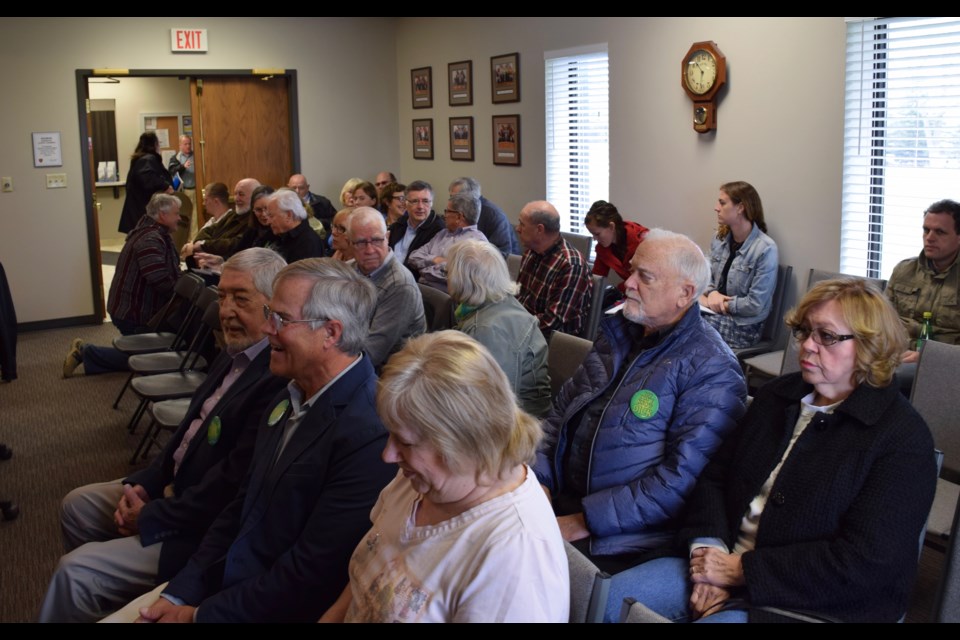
[170,28,208,53]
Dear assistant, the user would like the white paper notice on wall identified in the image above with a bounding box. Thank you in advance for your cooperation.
[171,28,208,53]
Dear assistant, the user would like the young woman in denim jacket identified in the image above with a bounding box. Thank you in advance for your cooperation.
[699,182,778,348]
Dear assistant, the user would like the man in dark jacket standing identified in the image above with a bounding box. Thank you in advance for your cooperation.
[534,229,746,573]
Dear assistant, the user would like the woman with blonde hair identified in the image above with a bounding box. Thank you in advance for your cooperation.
[320,331,569,623]
[614,278,936,623]
[339,177,363,207]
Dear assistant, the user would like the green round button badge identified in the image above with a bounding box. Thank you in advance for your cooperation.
[207,416,222,445]
[630,389,659,420]
[267,399,290,426]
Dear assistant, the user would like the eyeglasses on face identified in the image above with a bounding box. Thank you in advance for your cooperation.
[333,224,348,235]
[263,304,326,331]
[792,325,855,347]
[391,195,406,202]
[351,237,387,249]
[407,198,432,206]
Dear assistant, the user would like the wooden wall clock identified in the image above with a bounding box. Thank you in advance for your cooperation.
[681,41,726,134]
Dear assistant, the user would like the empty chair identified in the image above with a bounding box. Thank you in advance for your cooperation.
[932,488,960,622]
[910,340,960,548]
[561,231,593,263]
[564,541,610,623]
[129,397,193,464]
[417,282,454,332]
[114,286,219,408]
[580,274,606,342]
[506,253,521,281]
[111,272,205,356]
[124,300,220,436]
[733,264,793,361]
[547,331,593,397]
[620,597,671,623]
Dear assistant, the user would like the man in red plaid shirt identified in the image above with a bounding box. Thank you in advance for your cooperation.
[515,200,591,339]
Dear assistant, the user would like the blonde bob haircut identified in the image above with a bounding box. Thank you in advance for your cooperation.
[446,240,517,306]
[377,331,542,480]
[339,177,363,207]
[785,277,907,389]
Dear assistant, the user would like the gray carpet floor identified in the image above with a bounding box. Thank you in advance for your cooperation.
[0,322,949,622]
[0,322,153,623]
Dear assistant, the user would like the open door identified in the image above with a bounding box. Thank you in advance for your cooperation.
[189,74,295,225]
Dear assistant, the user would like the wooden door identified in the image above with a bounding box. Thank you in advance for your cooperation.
[189,75,293,225]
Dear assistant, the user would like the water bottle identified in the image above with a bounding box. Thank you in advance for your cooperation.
[917,311,933,353]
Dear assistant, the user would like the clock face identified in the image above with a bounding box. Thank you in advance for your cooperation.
[685,49,718,96]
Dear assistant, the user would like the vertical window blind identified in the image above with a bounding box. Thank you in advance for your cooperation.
[842,17,960,278]
[545,45,609,238]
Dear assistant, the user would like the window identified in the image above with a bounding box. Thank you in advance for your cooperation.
[841,17,960,278]
[545,45,609,238]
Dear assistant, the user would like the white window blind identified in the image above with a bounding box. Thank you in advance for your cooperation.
[841,17,960,278]
[545,45,609,237]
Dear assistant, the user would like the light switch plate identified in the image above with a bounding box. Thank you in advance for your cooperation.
[46,173,67,189]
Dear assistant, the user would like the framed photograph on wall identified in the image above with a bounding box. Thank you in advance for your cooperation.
[492,115,520,166]
[413,118,434,160]
[449,116,474,161]
[448,60,473,106]
[411,66,433,109]
[490,52,520,103]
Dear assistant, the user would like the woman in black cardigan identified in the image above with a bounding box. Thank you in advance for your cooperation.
[118,132,173,233]
[617,278,936,623]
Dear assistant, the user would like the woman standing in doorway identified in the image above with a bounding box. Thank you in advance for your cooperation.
[118,132,174,233]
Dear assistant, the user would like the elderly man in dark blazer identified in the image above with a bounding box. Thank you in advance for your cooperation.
[39,248,289,623]
[115,258,395,623]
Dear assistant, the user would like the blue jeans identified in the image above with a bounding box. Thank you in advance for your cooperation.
[604,557,748,623]
[81,319,142,375]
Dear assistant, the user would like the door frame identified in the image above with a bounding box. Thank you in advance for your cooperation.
[75,68,301,325]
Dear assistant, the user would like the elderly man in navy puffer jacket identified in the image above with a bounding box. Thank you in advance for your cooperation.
[534,228,747,620]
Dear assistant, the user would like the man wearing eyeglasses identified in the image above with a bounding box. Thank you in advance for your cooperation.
[267,189,326,263]
[350,207,426,368]
[114,258,395,623]
[41,249,289,622]
[387,180,444,271]
[407,190,488,289]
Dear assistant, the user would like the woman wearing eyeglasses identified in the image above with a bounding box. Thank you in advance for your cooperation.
[611,278,936,623]
[380,182,407,227]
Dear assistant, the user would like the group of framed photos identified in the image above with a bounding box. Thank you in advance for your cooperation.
[410,53,520,166]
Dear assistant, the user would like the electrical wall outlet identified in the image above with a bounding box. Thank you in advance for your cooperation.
[46,173,67,189]
[1,177,11,192]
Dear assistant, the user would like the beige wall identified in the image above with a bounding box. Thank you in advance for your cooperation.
[1,17,844,324]
[0,17,398,323]
[396,17,847,307]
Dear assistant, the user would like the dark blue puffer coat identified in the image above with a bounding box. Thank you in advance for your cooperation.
[534,304,747,556]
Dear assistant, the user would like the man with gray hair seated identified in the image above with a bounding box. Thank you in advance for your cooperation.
[449,176,521,256]
[349,207,426,367]
[532,229,747,622]
[408,190,488,291]
[41,248,289,622]
[267,188,326,263]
